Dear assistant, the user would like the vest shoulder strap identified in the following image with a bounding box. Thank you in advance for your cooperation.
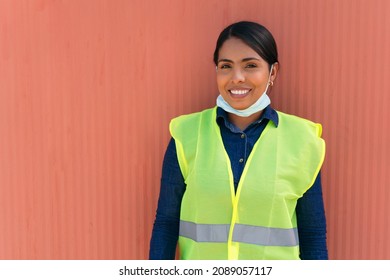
[170,108,215,178]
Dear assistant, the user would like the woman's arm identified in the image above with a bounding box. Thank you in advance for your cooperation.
[296,171,329,260]
[149,138,186,259]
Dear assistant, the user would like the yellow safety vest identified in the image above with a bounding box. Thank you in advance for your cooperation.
[170,107,325,260]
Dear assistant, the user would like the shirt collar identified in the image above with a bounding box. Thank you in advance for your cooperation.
[216,105,279,130]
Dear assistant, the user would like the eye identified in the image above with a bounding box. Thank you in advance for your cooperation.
[218,63,232,69]
[245,63,257,68]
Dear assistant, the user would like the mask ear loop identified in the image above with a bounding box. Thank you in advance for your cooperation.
[268,64,274,88]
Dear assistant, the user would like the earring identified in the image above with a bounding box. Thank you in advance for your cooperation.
[269,81,274,86]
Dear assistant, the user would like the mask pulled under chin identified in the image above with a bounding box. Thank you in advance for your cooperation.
[216,92,271,117]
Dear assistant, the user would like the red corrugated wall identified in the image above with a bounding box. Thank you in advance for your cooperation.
[1,0,389,260]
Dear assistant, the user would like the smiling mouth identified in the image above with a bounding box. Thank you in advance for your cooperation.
[229,89,251,97]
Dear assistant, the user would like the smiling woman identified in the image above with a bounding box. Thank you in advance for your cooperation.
[150,21,327,260]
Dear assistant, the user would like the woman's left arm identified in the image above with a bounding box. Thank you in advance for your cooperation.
[296,171,328,260]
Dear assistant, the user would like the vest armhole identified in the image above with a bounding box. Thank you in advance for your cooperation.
[315,123,323,137]
[175,139,188,180]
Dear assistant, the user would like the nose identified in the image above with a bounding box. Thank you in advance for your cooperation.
[231,67,245,83]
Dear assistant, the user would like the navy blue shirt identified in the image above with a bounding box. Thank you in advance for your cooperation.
[150,106,328,260]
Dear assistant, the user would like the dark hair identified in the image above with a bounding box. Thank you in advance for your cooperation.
[213,21,279,69]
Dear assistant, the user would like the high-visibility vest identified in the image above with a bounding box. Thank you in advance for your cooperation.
[170,107,325,260]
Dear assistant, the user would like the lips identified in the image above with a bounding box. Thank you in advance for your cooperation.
[228,88,251,97]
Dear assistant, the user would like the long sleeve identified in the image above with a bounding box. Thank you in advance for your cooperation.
[149,138,185,260]
[296,172,328,260]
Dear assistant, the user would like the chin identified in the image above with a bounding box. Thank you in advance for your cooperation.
[231,103,252,111]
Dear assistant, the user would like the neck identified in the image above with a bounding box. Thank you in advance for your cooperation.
[227,110,263,131]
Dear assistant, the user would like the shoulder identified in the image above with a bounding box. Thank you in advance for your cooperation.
[170,107,215,130]
[277,111,318,125]
[277,111,323,137]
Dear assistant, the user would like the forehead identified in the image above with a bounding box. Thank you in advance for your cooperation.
[218,37,263,61]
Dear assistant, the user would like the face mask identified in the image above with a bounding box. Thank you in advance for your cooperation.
[216,65,274,117]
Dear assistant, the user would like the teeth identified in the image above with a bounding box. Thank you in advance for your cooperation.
[230,89,250,95]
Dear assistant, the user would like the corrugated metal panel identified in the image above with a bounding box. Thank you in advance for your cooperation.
[270,0,390,260]
[0,0,389,259]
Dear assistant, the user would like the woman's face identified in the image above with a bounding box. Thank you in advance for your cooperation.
[216,37,277,110]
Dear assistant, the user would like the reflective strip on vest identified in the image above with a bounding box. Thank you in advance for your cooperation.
[232,224,299,246]
[180,221,230,242]
[180,220,299,246]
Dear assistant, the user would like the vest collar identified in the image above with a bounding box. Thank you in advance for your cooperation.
[216,105,279,132]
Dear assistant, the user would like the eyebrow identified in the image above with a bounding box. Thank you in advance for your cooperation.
[217,57,260,63]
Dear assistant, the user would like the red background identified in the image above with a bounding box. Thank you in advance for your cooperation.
[1,0,389,259]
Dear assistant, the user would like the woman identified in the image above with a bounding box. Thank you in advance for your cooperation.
[150,21,328,260]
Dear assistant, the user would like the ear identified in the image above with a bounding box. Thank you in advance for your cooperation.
[270,62,279,83]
